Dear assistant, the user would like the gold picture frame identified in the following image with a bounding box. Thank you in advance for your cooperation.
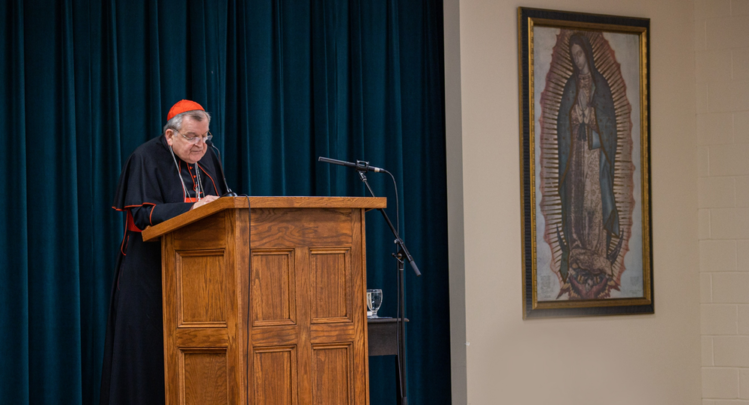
[518,8,653,318]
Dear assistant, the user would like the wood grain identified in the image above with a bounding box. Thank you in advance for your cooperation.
[182,351,228,405]
[312,345,352,405]
[175,329,229,347]
[162,211,237,405]
[351,209,369,405]
[294,246,313,405]
[250,209,354,249]
[177,250,226,326]
[162,233,178,405]
[251,250,295,326]
[253,347,296,405]
[230,209,249,405]
[143,197,385,242]
[173,212,226,250]
[250,325,300,347]
[161,199,372,405]
[309,323,356,344]
[310,249,352,323]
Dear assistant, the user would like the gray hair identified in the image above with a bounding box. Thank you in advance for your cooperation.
[163,110,211,134]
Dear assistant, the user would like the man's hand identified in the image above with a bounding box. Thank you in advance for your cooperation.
[192,195,220,210]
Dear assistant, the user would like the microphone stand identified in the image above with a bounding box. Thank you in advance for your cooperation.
[356,169,419,405]
[208,141,238,197]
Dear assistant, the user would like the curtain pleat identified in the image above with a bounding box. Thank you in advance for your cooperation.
[1,1,450,404]
[0,0,30,404]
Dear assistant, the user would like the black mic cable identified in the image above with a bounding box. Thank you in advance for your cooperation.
[208,141,238,197]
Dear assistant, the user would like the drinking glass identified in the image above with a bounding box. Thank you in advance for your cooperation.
[366,289,383,318]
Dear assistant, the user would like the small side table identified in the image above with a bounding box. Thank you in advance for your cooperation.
[367,318,409,405]
[367,317,408,356]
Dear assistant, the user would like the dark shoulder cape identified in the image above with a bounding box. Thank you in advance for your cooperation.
[100,135,226,405]
[111,136,226,226]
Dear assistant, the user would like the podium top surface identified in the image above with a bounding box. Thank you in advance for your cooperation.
[141,196,386,242]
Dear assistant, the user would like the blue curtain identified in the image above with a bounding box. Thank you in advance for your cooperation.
[0,0,450,404]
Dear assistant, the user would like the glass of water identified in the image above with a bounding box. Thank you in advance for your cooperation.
[366,289,383,318]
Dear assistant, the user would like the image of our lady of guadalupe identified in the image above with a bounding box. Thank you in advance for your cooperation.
[539,31,636,300]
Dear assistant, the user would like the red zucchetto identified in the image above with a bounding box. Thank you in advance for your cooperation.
[166,99,205,121]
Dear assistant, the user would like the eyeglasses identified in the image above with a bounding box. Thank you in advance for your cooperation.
[177,131,213,144]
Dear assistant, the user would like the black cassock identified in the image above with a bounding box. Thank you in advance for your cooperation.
[100,135,226,405]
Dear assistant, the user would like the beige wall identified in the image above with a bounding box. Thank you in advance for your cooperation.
[445,0,701,404]
[695,0,749,402]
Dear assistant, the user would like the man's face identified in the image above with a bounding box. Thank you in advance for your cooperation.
[166,116,209,164]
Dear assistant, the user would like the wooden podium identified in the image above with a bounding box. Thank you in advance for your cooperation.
[142,197,386,405]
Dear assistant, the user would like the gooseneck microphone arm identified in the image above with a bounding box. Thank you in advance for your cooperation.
[208,141,238,197]
[318,157,385,173]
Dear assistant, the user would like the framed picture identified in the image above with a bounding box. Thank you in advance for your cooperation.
[518,7,653,318]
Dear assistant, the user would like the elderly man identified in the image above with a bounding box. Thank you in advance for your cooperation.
[100,100,227,405]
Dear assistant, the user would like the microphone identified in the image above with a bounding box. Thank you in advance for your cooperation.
[318,157,385,173]
[208,141,238,197]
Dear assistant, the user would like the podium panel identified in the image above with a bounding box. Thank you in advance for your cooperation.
[144,197,385,405]
[251,249,295,326]
[182,350,228,405]
[177,250,226,326]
